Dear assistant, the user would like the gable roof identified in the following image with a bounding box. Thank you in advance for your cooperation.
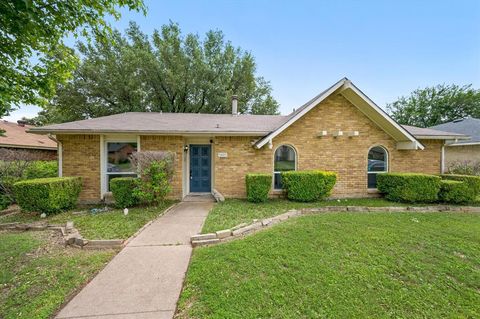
[254,78,424,150]
[430,118,480,145]
[29,78,467,151]
[0,120,57,150]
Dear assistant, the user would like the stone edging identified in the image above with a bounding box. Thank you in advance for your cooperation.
[0,202,181,250]
[190,205,480,247]
[0,221,124,249]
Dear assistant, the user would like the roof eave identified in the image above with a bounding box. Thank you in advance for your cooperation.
[28,128,271,137]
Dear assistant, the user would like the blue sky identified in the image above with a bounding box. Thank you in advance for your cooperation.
[5,0,480,121]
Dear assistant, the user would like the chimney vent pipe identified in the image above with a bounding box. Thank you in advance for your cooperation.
[231,95,238,115]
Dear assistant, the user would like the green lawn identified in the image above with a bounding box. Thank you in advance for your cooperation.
[0,231,115,319]
[202,198,424,233]
[178,212,480,318]
[0,201,175,239]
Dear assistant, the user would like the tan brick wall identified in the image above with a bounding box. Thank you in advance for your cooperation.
[214,94,442,198]
[445,145,480,167]
[58,94,444,201]
[140,135,184,198]
[58,135,100,202]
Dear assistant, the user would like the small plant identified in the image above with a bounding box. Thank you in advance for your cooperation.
[246,173,271,202]
[134,159,175,206]
[281,170,337,202]
[377,173,441,203]
[439,180,476,204]
[110,177,139,208]
[13,177,82,214]
[447,160,480,176]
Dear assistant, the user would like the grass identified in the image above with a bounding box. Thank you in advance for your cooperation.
[0,201,175,239]
[0,231,115,319]
[178,212,480,318]
[202,198,417,233]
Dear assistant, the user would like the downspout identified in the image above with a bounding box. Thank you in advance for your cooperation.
[441,141,445,174]
[48,134,62,177]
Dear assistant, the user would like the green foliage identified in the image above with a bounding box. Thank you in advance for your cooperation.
[0,0,146,117]
[23,161,57,179]
[447,160,480,176]
[440,174,480,195]
[281,170,337,202]
[13,177,82,214]
[377,173,441,203]
[0,160,57,202]
[0,194,11,211]
[245,174,271,203]
[110,177,139,208]
[387,84,480,127]
[439,180,476,204]
[134,161,173,206]
[36,21,278,124]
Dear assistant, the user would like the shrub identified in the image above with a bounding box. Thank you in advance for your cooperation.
[134,159,174,206]
[440,174,480,196]
[447,160,480,176]
[13,177,82,214]
[110,177,139,208]
[0,194,11,211]
[439,180,476,204]
[281,170,337,202]
[377,173,441,203]
[246,173,271,202]
[23,161,57,179]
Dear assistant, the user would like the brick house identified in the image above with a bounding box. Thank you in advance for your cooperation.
[30,78,468,203]
[0,120,57,161]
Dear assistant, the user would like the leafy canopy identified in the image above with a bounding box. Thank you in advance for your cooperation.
[0,0,146,117]
[387,84,480,127]
[37,22,279,124]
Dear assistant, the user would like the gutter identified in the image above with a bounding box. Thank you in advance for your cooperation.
[27,129,271,137]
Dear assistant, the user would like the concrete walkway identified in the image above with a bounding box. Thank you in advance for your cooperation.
[56,201,213,319]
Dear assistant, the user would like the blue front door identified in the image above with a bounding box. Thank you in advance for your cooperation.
[189,145,211,192]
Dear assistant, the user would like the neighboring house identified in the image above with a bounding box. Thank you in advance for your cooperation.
[430,118,480,170]
[30,78,468,203]
[0,120,57,160]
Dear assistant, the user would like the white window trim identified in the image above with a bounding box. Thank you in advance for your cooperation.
[100,135,139,197]
[273,144,297,190]
[367,145,388,189]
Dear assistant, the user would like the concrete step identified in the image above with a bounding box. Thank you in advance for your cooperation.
[191,238,220,247]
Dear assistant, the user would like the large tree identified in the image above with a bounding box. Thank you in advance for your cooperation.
[387,84,480,127]
[0,0,146,117]
[37,22,279,124]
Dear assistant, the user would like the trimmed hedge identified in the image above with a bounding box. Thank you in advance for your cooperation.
[377,173,441,203]
[13,177,82,214]
[23,161,58,179]
[110,177,139,208]
[439,180,476,204]
[281,170,337,202]
[246,173,271,203]
[440,174,480,196]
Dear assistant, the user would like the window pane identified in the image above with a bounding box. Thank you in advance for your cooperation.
[368,146,387,172]
[368,173,377,188]
[274,145,296,171]
[107,142,137,172]
[108,174,137,191]
[274,173,282,190]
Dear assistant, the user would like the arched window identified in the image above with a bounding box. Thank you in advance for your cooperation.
[367,146,388,188]
[274,145,296,189]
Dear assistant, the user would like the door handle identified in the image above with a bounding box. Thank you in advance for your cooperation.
[190,169,192,180]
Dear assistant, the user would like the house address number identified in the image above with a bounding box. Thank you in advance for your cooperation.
[218,152,228,158]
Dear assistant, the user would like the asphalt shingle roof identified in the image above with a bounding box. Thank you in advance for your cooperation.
[0,120,57,149]
[29,111,467,141]
[430,118,480,144]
